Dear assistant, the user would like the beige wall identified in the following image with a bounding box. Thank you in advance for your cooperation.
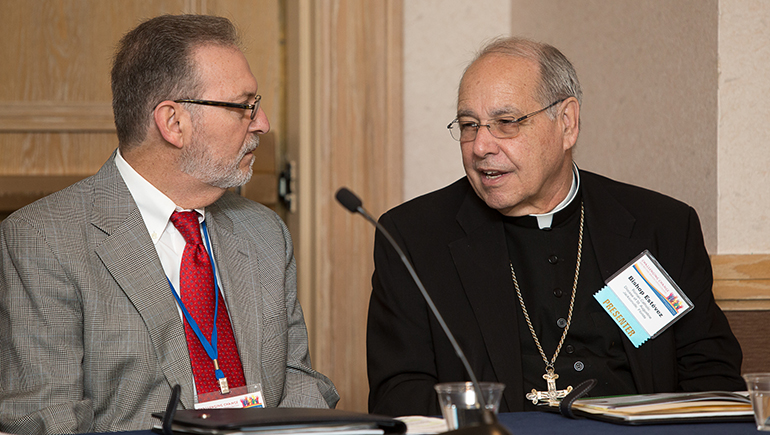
[405,0,770,254]
[403,0,511,201]
[510,0,720,250]
[718,0,770,254]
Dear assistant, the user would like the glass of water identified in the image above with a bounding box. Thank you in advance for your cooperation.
[744,373,770,431]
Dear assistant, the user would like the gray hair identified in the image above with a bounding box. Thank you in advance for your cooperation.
[463,36,582,118]
[111,14,242,148]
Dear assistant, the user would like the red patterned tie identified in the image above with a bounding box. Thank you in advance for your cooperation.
[170,211,246,395]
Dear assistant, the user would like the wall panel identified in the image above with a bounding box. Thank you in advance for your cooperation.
[286,0,403,412]
[0,0,282,213]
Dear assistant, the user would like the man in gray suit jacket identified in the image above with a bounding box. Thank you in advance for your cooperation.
[0,14,338,434]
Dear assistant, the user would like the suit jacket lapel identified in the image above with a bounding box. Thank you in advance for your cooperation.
[580,171,655,392]
[205,203,263,391]
[90,159,196,408]
[448,188,524,411]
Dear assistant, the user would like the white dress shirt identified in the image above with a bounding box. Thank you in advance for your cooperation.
[113,150,225,313]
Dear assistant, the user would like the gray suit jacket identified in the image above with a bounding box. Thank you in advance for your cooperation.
[0,156,339,434]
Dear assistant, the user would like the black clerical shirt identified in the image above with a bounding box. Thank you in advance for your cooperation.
[503,190,637,411]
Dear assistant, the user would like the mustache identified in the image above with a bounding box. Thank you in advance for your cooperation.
[243,134,260,153]
[243,134,259,154]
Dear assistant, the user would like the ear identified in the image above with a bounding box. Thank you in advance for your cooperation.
[153,101,187,149]
[560,97,580,151]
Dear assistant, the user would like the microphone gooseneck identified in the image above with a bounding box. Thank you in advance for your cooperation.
[335,187,512,435]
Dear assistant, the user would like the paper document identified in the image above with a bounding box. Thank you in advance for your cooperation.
[396,416,447,434]
[571,391,754,424]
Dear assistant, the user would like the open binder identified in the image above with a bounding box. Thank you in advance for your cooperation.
[555,380,754,425]
[566,390,754,425]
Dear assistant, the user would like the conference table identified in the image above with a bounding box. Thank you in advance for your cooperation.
[86,410,759,435]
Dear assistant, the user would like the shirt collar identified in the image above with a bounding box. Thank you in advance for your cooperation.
[114,149,206,243]
[530,162,580,230]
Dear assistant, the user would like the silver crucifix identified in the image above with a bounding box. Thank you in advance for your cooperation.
[525,369,573,407]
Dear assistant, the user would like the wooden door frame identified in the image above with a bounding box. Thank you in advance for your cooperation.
[284,0,403,412]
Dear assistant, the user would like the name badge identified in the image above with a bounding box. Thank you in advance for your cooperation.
[593,250,693,348]
[194,383,265,409]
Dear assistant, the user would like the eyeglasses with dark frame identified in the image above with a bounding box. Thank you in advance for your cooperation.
[447,98,565,142]
[174,95,262,120]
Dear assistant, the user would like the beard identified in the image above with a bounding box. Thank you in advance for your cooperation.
[180,133,259,189]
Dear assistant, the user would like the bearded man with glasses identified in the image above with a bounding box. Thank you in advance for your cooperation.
[367,37,743,417]
[0,14,338,434]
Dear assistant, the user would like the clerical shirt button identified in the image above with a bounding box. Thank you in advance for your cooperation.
[557,317,568,328]
[574,361,585,371]
[566,344,575,354]
[548,255,559,264]
[553,288,563,297]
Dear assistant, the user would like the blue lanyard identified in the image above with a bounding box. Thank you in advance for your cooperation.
[167,220,227,383]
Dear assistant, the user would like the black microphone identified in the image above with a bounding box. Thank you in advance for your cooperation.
[335,187,512,435]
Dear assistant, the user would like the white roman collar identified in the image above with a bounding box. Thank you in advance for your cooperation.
[530,162,580,230]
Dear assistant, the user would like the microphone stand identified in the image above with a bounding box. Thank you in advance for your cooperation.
[336,188,512,435]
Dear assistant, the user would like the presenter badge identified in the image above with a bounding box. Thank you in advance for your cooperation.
[594,250,693,348]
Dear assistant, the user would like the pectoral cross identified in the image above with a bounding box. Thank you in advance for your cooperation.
[525,369,573,407]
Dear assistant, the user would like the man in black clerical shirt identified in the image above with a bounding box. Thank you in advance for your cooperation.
[366,36,743,417]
